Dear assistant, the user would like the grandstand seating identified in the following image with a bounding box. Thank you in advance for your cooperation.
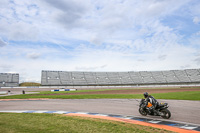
[185,69,200,82]
[162,70,180,83]
[0,73,19,87]
[140,71,156,84]
[173,70,191,82]
[95,72,110,85]
[84,72,97,85]
[151,71,166,83]
[129,72,143,84]
[72,72,87,85]
[118,72,133,84]
[41,69,200,86]
[107,72,121,84]
[59,71,73,85]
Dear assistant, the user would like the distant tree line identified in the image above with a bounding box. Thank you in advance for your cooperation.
[19,82,41,86]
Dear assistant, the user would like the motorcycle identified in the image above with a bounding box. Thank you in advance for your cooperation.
[138,99,171,119]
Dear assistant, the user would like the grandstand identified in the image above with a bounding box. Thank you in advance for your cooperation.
[41,69,200,86]
[0,73,19,87]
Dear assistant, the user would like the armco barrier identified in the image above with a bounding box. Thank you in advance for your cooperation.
[0,91,7,94]
[51,89,77,92]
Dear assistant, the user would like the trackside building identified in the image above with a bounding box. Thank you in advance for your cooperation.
[0,73,19,87]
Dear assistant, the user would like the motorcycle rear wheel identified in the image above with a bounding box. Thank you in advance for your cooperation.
[160,109,171,119]
[139,108,147,116]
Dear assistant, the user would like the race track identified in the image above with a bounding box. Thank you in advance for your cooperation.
[0,99,200,125]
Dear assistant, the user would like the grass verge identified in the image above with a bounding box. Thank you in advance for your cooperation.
[0,91,200,100]
[0,113,173,133]
[37,87,200,94]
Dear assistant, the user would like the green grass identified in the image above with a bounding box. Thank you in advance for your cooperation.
[0,113,173,133]
[152,91,200,100]
[37,87,200,94]
[1,91,200,100]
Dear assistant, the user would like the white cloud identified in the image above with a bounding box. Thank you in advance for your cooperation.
[0,0,200,82]
[196,31,200,36]
[0,64,13,72]
[193,17,200,24]
[0,9,39,41]
[0,0,9,8]
[0,38,7,47]
[41,0,89,29]
[194,57,200,65]
[158,55,167,61]
[27,52,41,59]
[189,31,200,48]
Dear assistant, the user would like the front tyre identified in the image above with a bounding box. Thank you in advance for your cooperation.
[139,107,147,116]
[160,109,171,119]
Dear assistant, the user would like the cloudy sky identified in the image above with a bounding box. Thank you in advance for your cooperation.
[0,0,200,83]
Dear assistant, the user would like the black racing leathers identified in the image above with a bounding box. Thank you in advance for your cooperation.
[145,95,158,114]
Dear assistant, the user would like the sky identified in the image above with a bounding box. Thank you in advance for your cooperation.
[0,0,200,83]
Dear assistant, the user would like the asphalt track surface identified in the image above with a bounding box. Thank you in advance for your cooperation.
[0,99,200,126]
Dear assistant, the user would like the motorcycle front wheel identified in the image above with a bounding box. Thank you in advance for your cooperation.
[139,107,147,116]
[160,109,171,119]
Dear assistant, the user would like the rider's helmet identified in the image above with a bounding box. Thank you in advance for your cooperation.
[144,92,148,98]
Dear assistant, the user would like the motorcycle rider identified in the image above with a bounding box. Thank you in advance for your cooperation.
[143,92,159,115]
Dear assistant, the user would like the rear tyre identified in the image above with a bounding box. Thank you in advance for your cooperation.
[160,109,171,119]
[139,108,147,116]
